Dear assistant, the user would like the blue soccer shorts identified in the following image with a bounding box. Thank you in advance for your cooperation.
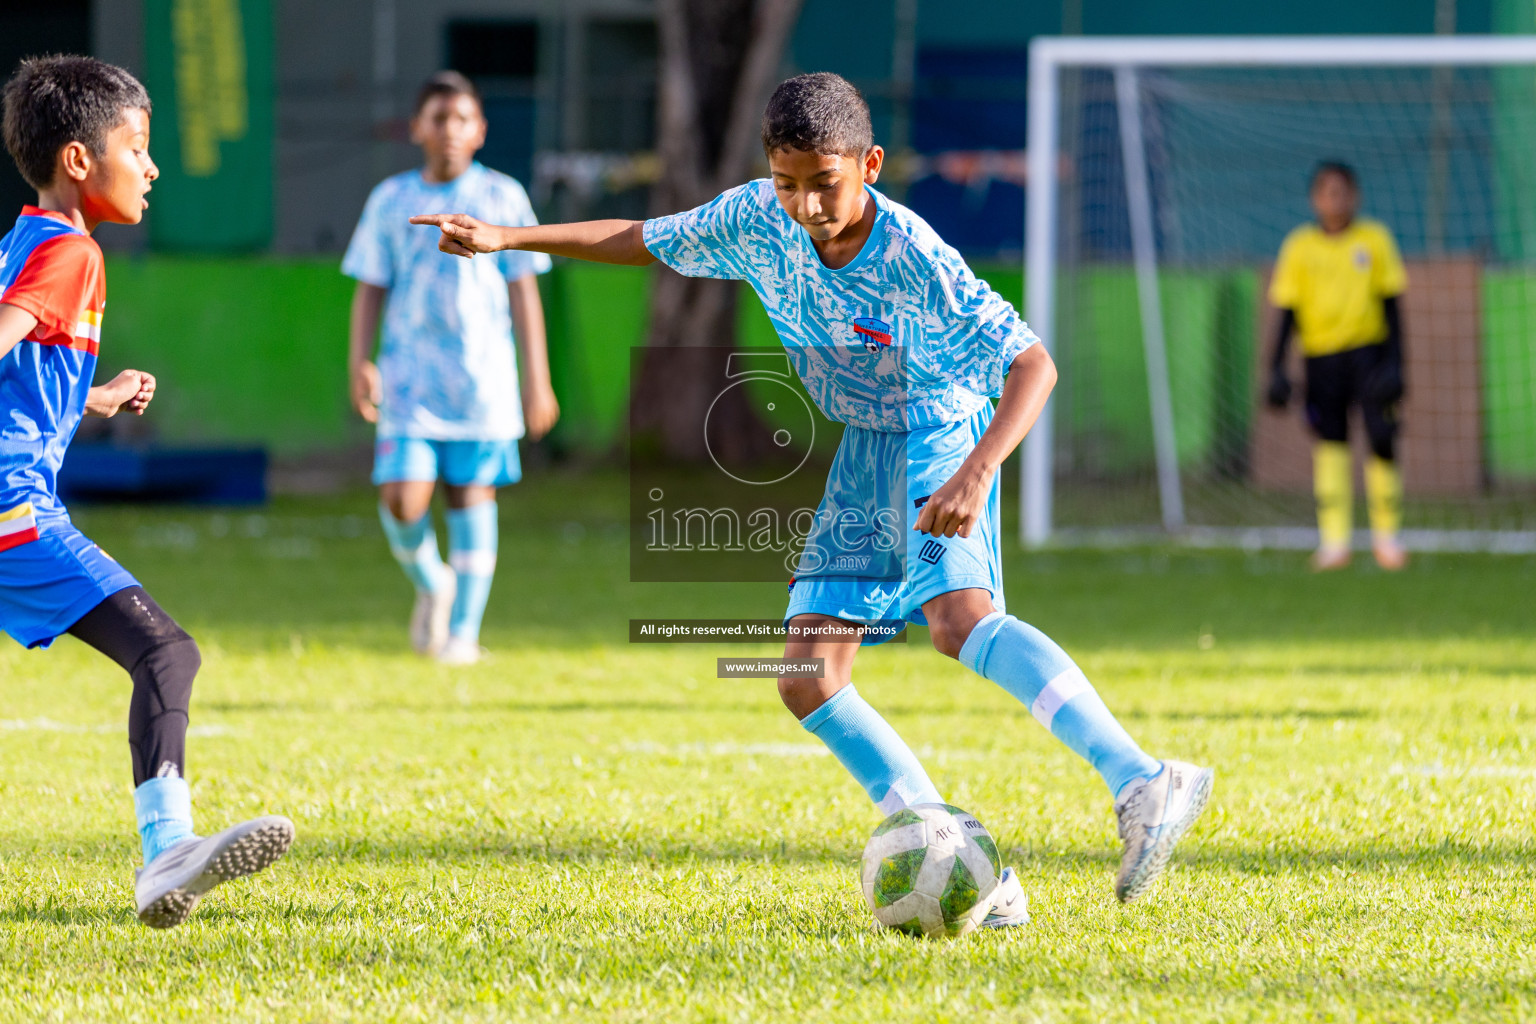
[0,518,140,649]
[372,436,523,488]
[784,403,1005,645]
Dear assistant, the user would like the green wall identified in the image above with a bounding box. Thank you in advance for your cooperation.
[1482,271,1536,478]
[103,256,363,455]
[98,256,1532,486]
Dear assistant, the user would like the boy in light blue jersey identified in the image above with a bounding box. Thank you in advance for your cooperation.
[344,72,556,665]
[414,73,1213,914]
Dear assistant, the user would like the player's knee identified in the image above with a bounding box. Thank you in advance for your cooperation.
[778,673,848,719]
[140,632,201,705]
[928,617,972,660]
[382,494,415,522]
[777,673,814,709]
[926,604,995,661]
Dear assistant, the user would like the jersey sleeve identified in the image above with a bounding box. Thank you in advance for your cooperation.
[341,183,395,288]
[1268,231,1303,309]
[1371,224,1407,298]
[0,233,103,336]
[641,184,758,280]
[915,249,1038,398]
[494,178,553,281]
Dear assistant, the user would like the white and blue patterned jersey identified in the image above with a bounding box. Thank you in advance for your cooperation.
[642,180,1036,432]
[343,162,551,440]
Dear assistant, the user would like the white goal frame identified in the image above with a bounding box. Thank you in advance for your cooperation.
[1021,35,1536,550]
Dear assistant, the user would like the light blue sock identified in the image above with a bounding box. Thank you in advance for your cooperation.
[800,684,943,813]
[960,612,1161,798]
[378,505,446,593]
[134,776,197,865]
[446,500,498,642]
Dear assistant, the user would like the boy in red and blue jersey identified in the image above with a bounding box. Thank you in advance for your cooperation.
[0,55,292,928]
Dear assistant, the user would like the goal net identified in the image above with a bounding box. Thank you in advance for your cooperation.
[1022,37,1536,551]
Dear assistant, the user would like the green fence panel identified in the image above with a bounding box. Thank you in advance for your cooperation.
[91,257,1266,469]
[102,256,359,454]
[972,263,1254,477]
[1481,269,1536,480]
[544,263,651,451]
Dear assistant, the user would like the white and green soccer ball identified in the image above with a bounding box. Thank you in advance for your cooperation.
[860,803,1003,938]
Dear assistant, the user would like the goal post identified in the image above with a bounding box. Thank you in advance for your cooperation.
[1022,35,1536,550]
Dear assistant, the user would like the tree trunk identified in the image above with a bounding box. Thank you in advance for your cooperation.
[630,0,803,462]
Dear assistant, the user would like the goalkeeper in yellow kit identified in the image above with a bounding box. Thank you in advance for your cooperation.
[1268,162,1408,571]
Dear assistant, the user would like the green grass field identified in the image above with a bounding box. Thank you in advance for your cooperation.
[1,473,1533,1022]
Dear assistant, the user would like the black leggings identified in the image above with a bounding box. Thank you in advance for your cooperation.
[67,587,199,787]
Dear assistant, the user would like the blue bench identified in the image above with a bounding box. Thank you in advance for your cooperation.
[58,445,268,505]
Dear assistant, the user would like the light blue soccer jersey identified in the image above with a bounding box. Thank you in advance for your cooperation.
[642,180,1036,432]
[343,162,551,441]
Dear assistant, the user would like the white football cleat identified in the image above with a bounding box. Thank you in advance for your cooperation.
[436,635,485,666]
[1114,760,1214,903]
[135,815,294,929]
[973,866,1029,930]
[409,565,456,655]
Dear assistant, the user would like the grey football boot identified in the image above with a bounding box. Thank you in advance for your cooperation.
[1114,760,1214,903]
[135,815,295,928]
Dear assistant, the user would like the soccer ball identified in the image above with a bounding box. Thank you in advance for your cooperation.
[860,803,1003,938]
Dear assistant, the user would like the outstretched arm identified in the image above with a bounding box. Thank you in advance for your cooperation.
[915,344,1058,538]
[408,214,657,267]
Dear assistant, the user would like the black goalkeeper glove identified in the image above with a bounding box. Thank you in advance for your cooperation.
[1366,357,1404,406]
[1267,370,1292,409]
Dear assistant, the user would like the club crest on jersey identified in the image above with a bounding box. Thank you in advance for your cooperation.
[1354,246,1371,269]
[852,316,892,353]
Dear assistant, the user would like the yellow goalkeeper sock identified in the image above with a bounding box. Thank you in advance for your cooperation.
[1365,456,1403,542]
[1313,442,1353,550]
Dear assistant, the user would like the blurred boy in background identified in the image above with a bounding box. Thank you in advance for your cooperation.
[344,72,557,665]
[1268,162,1409,571]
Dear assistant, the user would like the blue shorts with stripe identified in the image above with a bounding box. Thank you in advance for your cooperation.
[0,518,140,649]
[784,403,1004,645]
[372,436,522,487]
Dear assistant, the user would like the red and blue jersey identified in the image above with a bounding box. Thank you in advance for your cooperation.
[0,206,106,551]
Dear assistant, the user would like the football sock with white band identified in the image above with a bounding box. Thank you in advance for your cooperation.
[800,684,943,814]
[446,500,498,642]
[378,505,446,593]
[134,776,197,865]
[960,612,1160,798]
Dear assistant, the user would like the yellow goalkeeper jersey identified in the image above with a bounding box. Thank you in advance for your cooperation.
[1269,218,1408,357]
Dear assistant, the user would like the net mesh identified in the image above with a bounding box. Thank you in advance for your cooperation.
[1049,63,1536,545]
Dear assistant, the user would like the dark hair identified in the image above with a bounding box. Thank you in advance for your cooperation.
[761,72,872,158]
[2,54,151,191]
[1311,160,1358,192]
[413,71,482,116]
